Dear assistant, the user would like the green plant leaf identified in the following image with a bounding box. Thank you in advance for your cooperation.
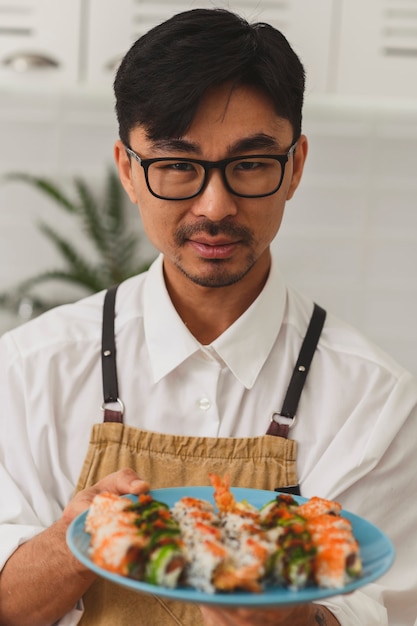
[4,173,77,213]
[0,168,155,321]
[37,221,109,291]
[103,168,127,237]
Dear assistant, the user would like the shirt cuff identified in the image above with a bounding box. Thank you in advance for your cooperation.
[316,583,388,626]
[52,599,84,626]
[0,524,44,570]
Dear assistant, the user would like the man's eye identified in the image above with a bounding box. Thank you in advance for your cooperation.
[164,161,196,172]
[235,160,263,171]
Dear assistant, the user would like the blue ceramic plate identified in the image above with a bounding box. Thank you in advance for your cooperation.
[67,487,395,606]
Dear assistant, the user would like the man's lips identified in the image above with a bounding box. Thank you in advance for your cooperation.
[174,219,253,257]
[188,238,240,259]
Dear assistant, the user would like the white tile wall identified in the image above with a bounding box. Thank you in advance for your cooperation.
[274,95,417,375]
[0,89,416,376]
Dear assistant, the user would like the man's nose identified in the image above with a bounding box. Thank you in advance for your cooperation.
[190,169,239,220]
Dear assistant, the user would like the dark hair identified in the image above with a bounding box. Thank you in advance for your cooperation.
[114,8,305,145]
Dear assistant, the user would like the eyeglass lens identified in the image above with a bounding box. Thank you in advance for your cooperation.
[146,157,285,199]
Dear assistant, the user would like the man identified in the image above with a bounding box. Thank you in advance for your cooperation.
[0,8,416,626]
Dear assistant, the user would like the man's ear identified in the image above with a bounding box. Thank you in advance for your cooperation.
[286,134,308,200]
[114,140,138,204]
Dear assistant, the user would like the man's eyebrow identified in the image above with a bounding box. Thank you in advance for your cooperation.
[149,138,200,154]
[227,133,282,154]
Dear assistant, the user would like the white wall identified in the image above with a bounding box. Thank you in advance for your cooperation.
[274,95,417,376]
[0,88,416,376]
[0,87,156,325]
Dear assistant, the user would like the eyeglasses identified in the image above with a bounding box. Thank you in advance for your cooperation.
[124,142,297,200]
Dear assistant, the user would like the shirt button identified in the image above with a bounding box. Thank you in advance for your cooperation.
[198,397,211,411]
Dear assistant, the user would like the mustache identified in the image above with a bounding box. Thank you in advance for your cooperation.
[175,220,253,245]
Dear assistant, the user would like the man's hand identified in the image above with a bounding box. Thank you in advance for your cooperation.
[62,467,150,525]
[0,468,149,626]
[200,603,340,626]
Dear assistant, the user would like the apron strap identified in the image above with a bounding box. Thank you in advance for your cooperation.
[269,303,326,497]
[101,284,124,423]
[267,303,326,439]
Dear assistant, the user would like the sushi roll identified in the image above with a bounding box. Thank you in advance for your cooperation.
[86,492,145,575]
[296,496,342,520]
[86,492,186,588]
[218,507,276,592]
[172,495,233,593]
[173,483,273,593]
[258,496,316,589]
[259,493,305,533]
[85,491,135,535]
[257,493,316,589]
[272,519,316,589]
[307,513,362,588]
[209,473,275,591]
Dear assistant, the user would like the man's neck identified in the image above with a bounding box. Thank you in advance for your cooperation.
[163,260,270,344]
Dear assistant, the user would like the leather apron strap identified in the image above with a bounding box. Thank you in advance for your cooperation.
[267,303,326,496]
[101,284,124,423]
[267,303,327,438]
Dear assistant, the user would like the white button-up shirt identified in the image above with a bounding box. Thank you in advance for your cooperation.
[1,254,417,625]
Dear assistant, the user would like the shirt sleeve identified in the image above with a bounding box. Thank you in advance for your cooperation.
[52,601,84,626]
[0,333,86,626]
[0,333,47,569]
[317,584,388,625]
[0,464,45,561]
[304,368,417,626]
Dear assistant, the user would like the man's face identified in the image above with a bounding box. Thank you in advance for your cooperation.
[115,83,307,292]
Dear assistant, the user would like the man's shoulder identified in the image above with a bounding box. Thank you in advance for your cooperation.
[285,287,410,383]
[0,273,147,361]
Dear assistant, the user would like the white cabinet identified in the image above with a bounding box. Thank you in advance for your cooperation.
[232,0,337,95]
[336,0,417,98]
[83,0,137,89]
[0,0,82,87]
[84,0,336,95]
[1,0,417,100]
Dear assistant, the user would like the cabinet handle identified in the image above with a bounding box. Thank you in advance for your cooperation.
[2,52,59,72]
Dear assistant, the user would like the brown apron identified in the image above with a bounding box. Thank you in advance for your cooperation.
[75,286,326,626]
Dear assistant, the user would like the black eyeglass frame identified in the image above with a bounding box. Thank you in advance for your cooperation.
[124,142,298,200]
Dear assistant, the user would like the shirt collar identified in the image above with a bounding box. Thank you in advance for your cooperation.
[144,254,286,387]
